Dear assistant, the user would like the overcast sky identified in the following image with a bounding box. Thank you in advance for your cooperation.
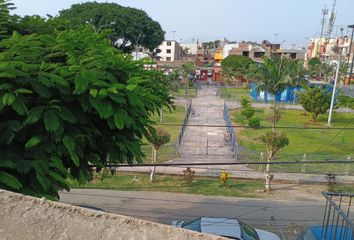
[10,0,354,48]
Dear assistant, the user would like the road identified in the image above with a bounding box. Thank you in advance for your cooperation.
[60,189,326,240]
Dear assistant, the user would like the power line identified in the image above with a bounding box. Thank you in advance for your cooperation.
[103,160,354,168]
[154,123,354,131]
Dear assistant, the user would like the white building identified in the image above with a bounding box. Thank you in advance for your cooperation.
[222,43,240,59]
[180,43,201,55]
[154,40,183,62]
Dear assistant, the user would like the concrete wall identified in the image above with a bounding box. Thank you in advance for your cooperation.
[0,190,226,240]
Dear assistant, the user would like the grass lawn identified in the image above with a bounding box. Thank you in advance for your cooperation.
[141,106,186,163]
[232,108,354,174]
[220,87,252,101]
[69,172,264,198]
[171,87,197,98]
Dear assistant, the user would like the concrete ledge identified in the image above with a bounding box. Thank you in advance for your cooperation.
[0,190,226,240]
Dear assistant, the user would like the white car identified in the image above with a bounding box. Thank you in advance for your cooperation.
[172,217,281,240]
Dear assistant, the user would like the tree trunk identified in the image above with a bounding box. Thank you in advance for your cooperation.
[272,99,276,132]
[149,147,157,182]
[160,109,163,123]
[185,78,189,98]
[265,156,272,192]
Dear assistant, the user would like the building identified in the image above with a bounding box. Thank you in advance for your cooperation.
[180,43,202,55]
[154,40,183,62]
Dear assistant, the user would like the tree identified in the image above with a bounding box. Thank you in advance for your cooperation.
[0,0,15,40]
[299,86,331,121]
[181,62,195,98]
[221,55,254,82]
[146,128,170,182]
[58,2,164,52]
[246,56,303,131]
[260,132,289,192]
[0,29,172,199]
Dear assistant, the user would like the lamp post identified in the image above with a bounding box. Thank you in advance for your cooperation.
[135,33,144,60]
[85,20,116,33]
[347,24,354,84]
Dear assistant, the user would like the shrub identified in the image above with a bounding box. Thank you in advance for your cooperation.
[241,107,255,119]
[248,116,260,129]
[240,97,251,109]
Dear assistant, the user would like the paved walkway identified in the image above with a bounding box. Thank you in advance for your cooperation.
[179,87,232,157]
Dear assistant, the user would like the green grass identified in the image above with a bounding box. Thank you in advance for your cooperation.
[69,172,264,198]
[333,183,354,193]
[232,108,354,173]
[171,87,197,98]
[220,87,251,101]
[141,106,187,163]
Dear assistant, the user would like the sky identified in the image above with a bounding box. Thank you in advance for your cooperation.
[10,0,354,48]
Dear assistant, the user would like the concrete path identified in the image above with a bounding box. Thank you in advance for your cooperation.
[179,87,233,158]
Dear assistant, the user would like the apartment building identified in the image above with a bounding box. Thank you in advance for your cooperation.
[154,40,183,62]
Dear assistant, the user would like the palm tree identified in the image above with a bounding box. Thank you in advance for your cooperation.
[246,56,303,131]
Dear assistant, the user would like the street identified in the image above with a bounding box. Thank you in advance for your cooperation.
[60,189,326,240]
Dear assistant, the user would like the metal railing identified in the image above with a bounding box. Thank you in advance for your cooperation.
[177,101,192,148]
[223,103,239,158]
[321,192,354,240]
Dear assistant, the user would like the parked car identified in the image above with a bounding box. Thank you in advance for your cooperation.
[297,225,353,240]
[172,217,281,240]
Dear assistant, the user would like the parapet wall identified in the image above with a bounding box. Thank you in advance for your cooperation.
[0,190,226,240]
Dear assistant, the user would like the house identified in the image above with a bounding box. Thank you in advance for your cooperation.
[154,40,183,62]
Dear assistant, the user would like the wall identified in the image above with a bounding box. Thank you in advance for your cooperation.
[0,190,226,240]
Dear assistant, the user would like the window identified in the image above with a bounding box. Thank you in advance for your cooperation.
[166,49,172,54]
[166,41,172,46]
[240,222,259,240]
[253,52,265,58]
[166,57,171,61]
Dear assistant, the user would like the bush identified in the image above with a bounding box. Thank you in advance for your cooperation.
[248,117,260,128]
[240,97,251,109]
[241,107,255,119]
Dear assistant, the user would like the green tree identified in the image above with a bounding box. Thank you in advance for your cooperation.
[260,132,289,192]
[58,2,164,52]
[181,62,195,98]
[221,55,254,84]
[0,29,172,199]
[146,128,170,182]
[299,86,331,121]
[0,0,15,40]
[247,56,303,131]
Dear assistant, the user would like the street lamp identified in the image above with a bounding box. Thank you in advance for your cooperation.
[347,24,354,84]
[85,20,116,33]
[135,33,144,60]
[328,46,342,126]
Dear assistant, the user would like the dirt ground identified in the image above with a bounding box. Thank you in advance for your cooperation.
[263,182,328,202]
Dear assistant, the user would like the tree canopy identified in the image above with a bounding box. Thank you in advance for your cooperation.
[58,2,165,52]
[298,86,331,121]
[221,55,254,76]
[0,29,172,199]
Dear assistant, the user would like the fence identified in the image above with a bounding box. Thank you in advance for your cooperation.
[177,101,192,148]
[223,103,239,158]
[321,192,354,240]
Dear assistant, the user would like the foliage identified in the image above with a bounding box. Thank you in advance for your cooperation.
[183,167,195,185]
[221,55,254,75]
[0,0,15,40]
[58,2,164,52]
[298,86,331,121]
[147,128,171,150]
[240,97,251,109]
[241,107,255,120]
[337,95,354,109]
[0,29,172,199]
[248,116,260,129]
[265,105,282,124]
[219,171,230,186]
[247,56,304,130]
[260,132,289,160]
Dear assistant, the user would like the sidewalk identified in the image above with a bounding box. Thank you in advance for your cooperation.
[116,164,354,184]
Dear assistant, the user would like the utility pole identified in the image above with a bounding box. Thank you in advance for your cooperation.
[316,8,328,58]
[347,25,354,84]
[328,57,340,127]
